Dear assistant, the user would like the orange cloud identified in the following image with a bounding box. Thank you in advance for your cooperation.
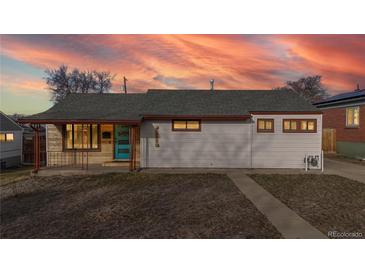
[1,74,46,95]
[272,35,365,92]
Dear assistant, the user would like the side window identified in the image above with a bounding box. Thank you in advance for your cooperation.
[283,119,317,133]
[257,119,274,132]
[346,106,360,127]
[172,120,201,131]
[0,133,14,142]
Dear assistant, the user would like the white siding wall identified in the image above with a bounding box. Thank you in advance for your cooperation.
[251,114,322,168]
[140,120,252,168]
[141,115,322,169]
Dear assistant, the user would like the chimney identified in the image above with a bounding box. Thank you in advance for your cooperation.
[355,83,360,91]
[210,79,215,94]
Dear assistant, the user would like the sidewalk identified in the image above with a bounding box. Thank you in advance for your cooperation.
[324,158,365,184]
[228,173,327,239]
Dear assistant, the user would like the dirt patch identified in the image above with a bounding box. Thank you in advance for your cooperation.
[1,173,281,239]
[249,174,365,239]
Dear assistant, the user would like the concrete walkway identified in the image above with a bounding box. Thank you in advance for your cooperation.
[324,158,365,184]
[228,173,327,239]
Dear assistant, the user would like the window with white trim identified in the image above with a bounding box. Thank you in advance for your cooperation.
[346,106,360,127]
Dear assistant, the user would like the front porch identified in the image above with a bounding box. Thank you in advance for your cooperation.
[29,123,141,173]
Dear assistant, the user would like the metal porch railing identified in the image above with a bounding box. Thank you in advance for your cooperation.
[46,151,89,170]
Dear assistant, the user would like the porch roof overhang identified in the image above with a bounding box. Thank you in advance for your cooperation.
[18,118,142,125]
[142,114,252,121]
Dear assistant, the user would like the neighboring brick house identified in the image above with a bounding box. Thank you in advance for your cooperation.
[314,88,365,159]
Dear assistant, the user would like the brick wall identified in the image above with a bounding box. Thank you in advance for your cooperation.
[322,105,365,142]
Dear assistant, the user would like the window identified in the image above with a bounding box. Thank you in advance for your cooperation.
[6,133,14,141]
[283,119,317,133]
[172,120,201,131]
[257,119,274,132]
[0,133,14,142]
[64,124,100,150]
[346,106,360,127]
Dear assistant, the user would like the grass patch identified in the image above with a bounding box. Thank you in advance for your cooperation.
[0,166,32,186]
[1,173,281,239]
[249,174,365,239]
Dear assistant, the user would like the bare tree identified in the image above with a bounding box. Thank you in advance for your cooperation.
[45,65,114,103]
[93,71,114,93]
[45,65,72,103]
[79,70,95,93]
[275,75,329,102]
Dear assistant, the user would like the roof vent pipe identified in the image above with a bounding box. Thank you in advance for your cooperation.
[210,79,215,94]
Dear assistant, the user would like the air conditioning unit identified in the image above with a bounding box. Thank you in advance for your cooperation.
[304,152,324,171]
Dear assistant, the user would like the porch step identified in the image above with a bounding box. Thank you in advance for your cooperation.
[102,161,130,167]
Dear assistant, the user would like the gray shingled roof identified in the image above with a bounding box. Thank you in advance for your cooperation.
[22,89,319,122]
[0,111,23,131]
[143,89,319,116]
[23,93,146,121]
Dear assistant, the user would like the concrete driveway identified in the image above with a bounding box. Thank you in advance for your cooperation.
[324,158,365,184]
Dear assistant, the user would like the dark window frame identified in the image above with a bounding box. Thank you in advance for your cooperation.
[172,120,201,131]
[257,119,274,133]
[63,124,101,151]
[282,119,317,133]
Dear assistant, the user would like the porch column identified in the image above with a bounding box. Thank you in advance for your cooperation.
[129,126,134,171]
[31,124,41,173]
[129,126,138,172]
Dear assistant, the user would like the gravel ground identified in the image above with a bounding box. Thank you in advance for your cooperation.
[249,174,365,239]
[1,173,281,239]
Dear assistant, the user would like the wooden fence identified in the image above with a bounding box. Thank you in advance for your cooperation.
[322,128,336,153]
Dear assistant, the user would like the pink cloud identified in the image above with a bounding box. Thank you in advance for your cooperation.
[1,34,364,95]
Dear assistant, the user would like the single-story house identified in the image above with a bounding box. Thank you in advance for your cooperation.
[0,111,23,169]
[20,89,323,171]
[313,88,365,159]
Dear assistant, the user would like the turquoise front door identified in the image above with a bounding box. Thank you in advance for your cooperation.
[114,125,130,160]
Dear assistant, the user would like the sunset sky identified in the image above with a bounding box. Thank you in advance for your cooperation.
[1,34,364,115]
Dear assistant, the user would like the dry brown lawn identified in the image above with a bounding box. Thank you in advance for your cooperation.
[1,173,281,239]
[249,174,365,239]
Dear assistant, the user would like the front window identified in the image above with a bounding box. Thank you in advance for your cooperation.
[346,106,360,127]
[257,119,274,132]
[64,124,100,150]
[283,119,317,133]
[0,133,14,142]
[172,120,201,131]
